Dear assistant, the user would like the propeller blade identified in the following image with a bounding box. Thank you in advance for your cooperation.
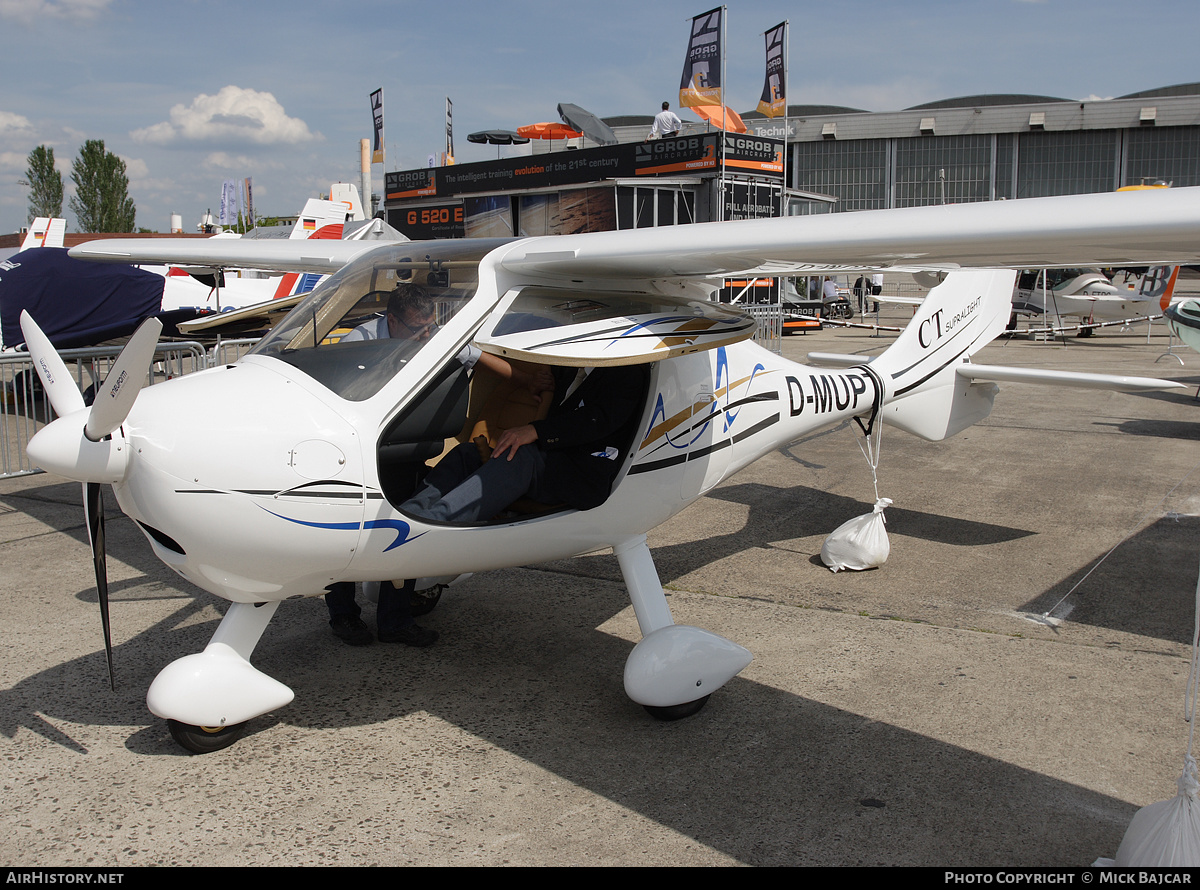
[18,311,85,417]
[85,317,163,442]
[84,481,115,691]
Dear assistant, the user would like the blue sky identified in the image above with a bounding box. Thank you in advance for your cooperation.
[1,0,1196,234]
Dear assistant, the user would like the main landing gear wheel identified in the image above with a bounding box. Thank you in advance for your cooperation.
[643,694,711,721]
[167,719,247,754]
[410,584,444,617]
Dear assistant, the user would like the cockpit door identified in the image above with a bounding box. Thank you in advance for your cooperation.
[473,285,756,366]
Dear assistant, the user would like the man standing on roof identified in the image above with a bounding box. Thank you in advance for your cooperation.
[650,101,683,139]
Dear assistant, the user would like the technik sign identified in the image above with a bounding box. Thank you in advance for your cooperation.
[385,132,783,201]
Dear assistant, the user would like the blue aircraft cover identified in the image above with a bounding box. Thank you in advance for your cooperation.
[0,247,167,349]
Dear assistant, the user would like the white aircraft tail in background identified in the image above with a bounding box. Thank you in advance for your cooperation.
[1148,265,1180,312]
[20,218,65,250]
[286,197,357,240]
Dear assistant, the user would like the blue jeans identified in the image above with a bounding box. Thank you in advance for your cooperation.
[402,441,552,523]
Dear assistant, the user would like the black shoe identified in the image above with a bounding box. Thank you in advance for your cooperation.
[330,615,373,646]
[378,623,438,647]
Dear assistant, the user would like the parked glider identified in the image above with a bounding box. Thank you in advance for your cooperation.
[25,186,1200,753]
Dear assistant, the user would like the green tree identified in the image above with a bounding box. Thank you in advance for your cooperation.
[69,139,136,232]
[19,145,63,223]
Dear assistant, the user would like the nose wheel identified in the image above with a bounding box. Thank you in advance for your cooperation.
[643,695,710,721]
[167,719,247,754]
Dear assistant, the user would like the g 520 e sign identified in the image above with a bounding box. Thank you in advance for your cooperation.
[389,203,465,240]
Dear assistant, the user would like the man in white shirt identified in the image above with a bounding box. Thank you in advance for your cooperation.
[341,284,481,368]
[822,277,839,304]
[650,102,682,139]
[870,272,884,312]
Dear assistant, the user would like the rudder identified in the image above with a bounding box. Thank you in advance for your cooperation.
[872,269,1016,441]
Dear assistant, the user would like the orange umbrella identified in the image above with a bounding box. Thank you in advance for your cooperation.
[691,105,747,133]
[517,121,583,140]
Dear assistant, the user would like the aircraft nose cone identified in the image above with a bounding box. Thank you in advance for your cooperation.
[26,408,131,484]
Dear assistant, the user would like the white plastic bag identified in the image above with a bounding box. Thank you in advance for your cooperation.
[1113,756,1200,867]
[821,498,892,572]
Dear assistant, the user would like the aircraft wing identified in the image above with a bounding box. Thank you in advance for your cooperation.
[69,237,377,274]
[497,187,1200,281]
[66,187,1200,290]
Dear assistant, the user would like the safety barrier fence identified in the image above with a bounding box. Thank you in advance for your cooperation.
[0,341,207,479]
[742,304,784,354]
[209,338,262,367]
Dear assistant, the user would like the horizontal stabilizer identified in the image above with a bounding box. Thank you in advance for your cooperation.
[957,363,1185,392]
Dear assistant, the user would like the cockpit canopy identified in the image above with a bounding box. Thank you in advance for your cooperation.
[249,238,758,401]
[249,240,506,400]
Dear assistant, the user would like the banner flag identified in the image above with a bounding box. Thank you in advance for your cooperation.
[243,177,255,230]
[758,22,786,118]
[445,97,454,163]
[679,7,723,108]
[219,179,238,226]
[370,88,385,164]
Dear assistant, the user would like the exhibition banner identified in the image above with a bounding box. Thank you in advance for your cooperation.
[371,88,385,165]
[679,7,723,108]
[385,132,782,201]
[758,22,787,118]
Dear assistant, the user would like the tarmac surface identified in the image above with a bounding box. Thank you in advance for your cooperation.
[3,306,1200,866]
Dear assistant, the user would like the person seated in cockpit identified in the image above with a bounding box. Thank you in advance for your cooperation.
[326,283,552,648]
[400,363,644,525]
[341,283,550,391]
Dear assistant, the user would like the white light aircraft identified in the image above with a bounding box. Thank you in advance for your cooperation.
[24,187,1200,753]
[1009,265,1181,333]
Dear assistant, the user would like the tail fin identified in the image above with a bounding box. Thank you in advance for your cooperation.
[288,198,355,240]
[872,269,1016,441]
[21,218,65,250]
[1148,265,1181,311]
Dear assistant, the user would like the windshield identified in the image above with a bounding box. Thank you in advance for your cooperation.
[249,239,508,400]
[1017,268,1103,292]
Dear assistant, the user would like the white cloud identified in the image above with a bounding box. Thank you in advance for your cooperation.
[0,111,34,137]
[131,86,319,147]
[0,150,28,172]
[202,152,261,171]
[0,0,112,23]
[121,156,150,179]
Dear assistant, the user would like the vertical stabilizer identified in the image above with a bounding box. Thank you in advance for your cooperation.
[872,269,1017,441]
[21,218,66,250]
[1151,265,1181,311]
[288,198,356,239]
